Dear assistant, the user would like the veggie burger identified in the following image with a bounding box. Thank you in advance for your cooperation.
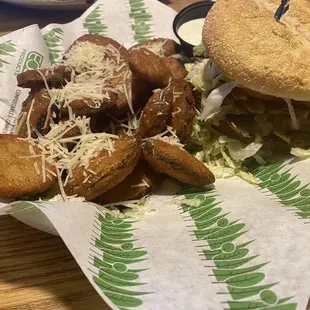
[186,0,310,182]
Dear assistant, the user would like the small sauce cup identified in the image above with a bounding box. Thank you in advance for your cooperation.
[173,1,215,57]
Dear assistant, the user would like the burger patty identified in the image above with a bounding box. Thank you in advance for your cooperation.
[213,91,310,149]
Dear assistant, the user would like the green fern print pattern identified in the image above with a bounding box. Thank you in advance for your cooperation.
[43,28,64,65]
[91,212,150,309]
[0,40,16,73]
[84,5,108,35]
[179,190,297,309]
[254,161,310,219]
[129,0,153,42]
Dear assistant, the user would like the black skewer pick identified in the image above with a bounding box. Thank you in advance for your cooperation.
[274,0,290,21]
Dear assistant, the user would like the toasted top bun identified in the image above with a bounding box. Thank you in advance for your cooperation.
[203,0,310,101]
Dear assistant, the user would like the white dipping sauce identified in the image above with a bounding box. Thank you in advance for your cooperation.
[178,18,205,46]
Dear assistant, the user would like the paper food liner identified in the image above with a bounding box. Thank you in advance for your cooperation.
[1,0,310,309]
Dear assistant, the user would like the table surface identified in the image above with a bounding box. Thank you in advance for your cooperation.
[0,1,201,310]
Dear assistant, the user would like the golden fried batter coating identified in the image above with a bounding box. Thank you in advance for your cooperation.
[110,74,130,112]
[129,38,179,57]
[170,79,196,144]
[98,159,161,203]
[139,85,173,138]
[0,135,57,197]
[129,48,172,87]
[65,134,142,200]
[16,89,51,138]
[53,116,81,139]
[131,76,153,111]
[162,57,187,79]
[65,34,131,115]
[17,66,72,89]
[66,34,130,63]
[107,76,152,118]
[142,140,215,187]
[61,125,81,139]
[60,90,118,116]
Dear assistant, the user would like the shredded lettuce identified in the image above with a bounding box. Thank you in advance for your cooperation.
[185,44,310,185]
[185,59,213,92]
[200,81,238,121]
[97,196,152,220]
[184,46,275,184]
[225,139,263,161]
[189,119,260,184]
[204,59,221,80]
[193,43,205,57]
[185,57,237,121]
[274,132,291,144]
[283,98,300,130]
[290,147,310,158]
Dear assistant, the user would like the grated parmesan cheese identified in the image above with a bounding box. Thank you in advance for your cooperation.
[50,72,114,109]
[172,107,182,116]
[56,42,132,112]
[146,125,184,147]
[63,41,122,73]
[21,114,119,201]
[26,98,35,138]
[131,179,150,188]
[131,39,168,57]
[13,39,187,203]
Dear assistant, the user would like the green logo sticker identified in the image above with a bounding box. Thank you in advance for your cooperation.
[254,161,310,220]
[22,51,43,72]
[178,189,297,309]
[91,212,151,309]
[0,40,17,74]
[84,5,108,35]
[129,0,153,43]
[43,28,64,64]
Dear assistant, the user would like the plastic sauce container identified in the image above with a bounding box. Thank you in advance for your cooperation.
[173,1,215,56]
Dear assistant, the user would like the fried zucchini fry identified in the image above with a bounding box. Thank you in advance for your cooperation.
[64,34,131,115]
[139,85,173,138]
[17,66,72,89]
[0,134,57,197]
[98,159,161,203]
[142,140,215,187]
[129,38,179,57]
[162,57,187,79]
[170,79,196,144]
[64,34,130,69]
[107,75,152,118]
[60,90,118,116]
[110,70,131,112]
[65,134,141,200]
[129,48,172,87]
[54,117,81,139]
[15,89,51,138]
